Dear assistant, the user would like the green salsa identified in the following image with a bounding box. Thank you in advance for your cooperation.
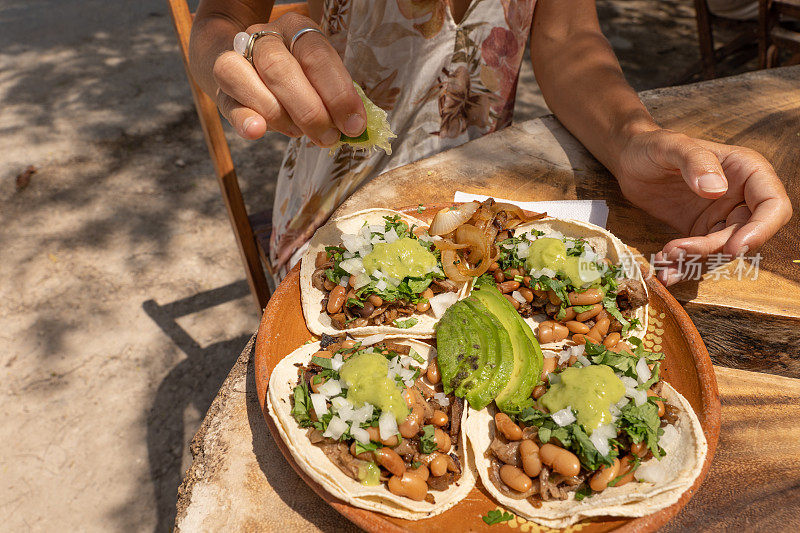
[339,352,410,423]
[362,237,436,280]
[540,365,625,433]
[356,461,381,486]
[525,237,600,287]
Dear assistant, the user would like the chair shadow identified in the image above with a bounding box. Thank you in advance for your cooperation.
[142,280,253,533]
[244,343,360,532]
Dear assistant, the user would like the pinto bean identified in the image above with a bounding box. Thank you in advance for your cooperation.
[518,287,534,303]
[500,465,532,492]
[499,280,521,294]
[631,441,648,457]
[323,280,337,291]
[532,385,547,399]
[327,286,347,313]
[434,428,452,453]
[539,443,580,477]
[504,294,521,310]
[538,321,555,344]
[368,294,383,307]
[406,464,429,481]
[494,271,505,283]
[366,426,398,446]
[566,321,590,334]
[575,303,603,322]
[350,442,373,461]
[495,413,523,441]
[540,356,557,380]
[568,288,604,306]
[519,439,542,477]
[430,453,448,476]
[489,262,500,272]
[356,301,375,318]
[422,288,434,299]
[614,454,637,487]
[552,323,570,342]
[399,415,420,439]
[603,332,621,348]
[416,300,430,312]
[523,276,532,287]
[547,290,561,306]
[426,359,441,384]
[572,334,588,345]
[430,410,449,427]
[562,307,577,321]
[590,458,620,492]
[374,447,406,477]
[594,317,611,337]
[314,251,328,268]
[387,473,428,501]
[310,376,326,393]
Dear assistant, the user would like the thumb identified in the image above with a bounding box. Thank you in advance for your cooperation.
[653,133,729,199]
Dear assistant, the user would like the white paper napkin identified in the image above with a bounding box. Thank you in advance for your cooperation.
[453,192,608,229]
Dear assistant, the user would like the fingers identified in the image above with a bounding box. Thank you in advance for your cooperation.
[284,22,367,137]
[650,132,729,199]
[248,15,365,146]
[657,203,751,286]
[216,91,267,139]
[213,50,300,138]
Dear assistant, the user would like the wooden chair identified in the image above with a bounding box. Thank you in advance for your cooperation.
[759,0,800,67]
[682,0,759,82]
[165,0,309,311]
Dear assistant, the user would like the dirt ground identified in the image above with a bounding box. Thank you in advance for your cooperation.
[0,1,755,531]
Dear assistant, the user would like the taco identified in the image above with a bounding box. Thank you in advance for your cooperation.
[301,209,469,338]
[267,336,476,519]
[462,339,707,528]
[424,199,648,349]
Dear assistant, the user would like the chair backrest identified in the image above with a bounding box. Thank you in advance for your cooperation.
[165,0,309,311]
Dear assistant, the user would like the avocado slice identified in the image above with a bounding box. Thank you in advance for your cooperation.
[461,299,514,409]
[435,303,471,395]
[470,285,544,413]
[452,302,487,398]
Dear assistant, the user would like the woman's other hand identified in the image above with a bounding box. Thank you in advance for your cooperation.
[210,12,366,146]
[615,128,792,286]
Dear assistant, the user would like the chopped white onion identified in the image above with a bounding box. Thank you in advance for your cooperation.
[350,425,370,444]
[429,292,459,319]
[376,279,388,292]
[400,356,415,368]
[545,231,565,241]
[403,379,414,387]
[529,267,557,279]
[342,251,354,259]
[551,407,576,426]
[576,354,591,367]
[384,227,399,243]
[330,396,351,411]
[337,405,355,422]
[616,396,630,409]
[339,257,365,275]
[338,275,350,287]
[351,272,370,289]
[323,415,348,440]
[317,379,342,398]
[590,432,611,456]
[626,386,648,407]
[620,376,638,389]
[570,344,586,358]
[369,224,384,234]
[636,357,652,385]
[310,393,329,417]
[511,290,526,304]
[351,404,374,425]
[378,411,398,440]
[433,392,450,406]
[554,349,571,365]
[517,241,530,259]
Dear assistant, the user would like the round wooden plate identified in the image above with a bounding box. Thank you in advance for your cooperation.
[255,204,721,532]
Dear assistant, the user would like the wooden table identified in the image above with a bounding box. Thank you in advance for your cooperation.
[174,66,800,531]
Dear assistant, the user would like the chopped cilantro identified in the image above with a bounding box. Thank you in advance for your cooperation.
[291,378,314,428]
[394,317,419,329]
[419,425,438,453]
[346,297,364,308]
[574,485,593,500]
[482,509,514,525]
[354,441,380,456]
[411,460,422,469]
[618,401,664,459]
[310,356,334,370]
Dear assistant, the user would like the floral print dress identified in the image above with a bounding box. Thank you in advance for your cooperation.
[269,0,536,282]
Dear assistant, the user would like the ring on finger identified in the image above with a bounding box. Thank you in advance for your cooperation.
[289,27,324,55]
[234,30,284,65]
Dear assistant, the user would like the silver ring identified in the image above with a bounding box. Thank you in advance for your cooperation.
[289,27,324,55]
[245,30,283,65]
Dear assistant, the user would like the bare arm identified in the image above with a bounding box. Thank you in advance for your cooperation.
[530,0,791,284]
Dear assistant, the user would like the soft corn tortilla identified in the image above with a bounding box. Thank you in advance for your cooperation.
[267,339,476,519]
[464,382,707,528]
[301,209,469,339]
[511,217,649,347]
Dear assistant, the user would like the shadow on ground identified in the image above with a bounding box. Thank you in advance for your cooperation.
[143,280,253,532]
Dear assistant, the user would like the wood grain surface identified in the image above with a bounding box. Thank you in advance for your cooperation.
[335,67,800,379]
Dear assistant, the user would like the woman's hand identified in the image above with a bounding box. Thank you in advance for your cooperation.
[614,128,793,286]
[211,12,367,146]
